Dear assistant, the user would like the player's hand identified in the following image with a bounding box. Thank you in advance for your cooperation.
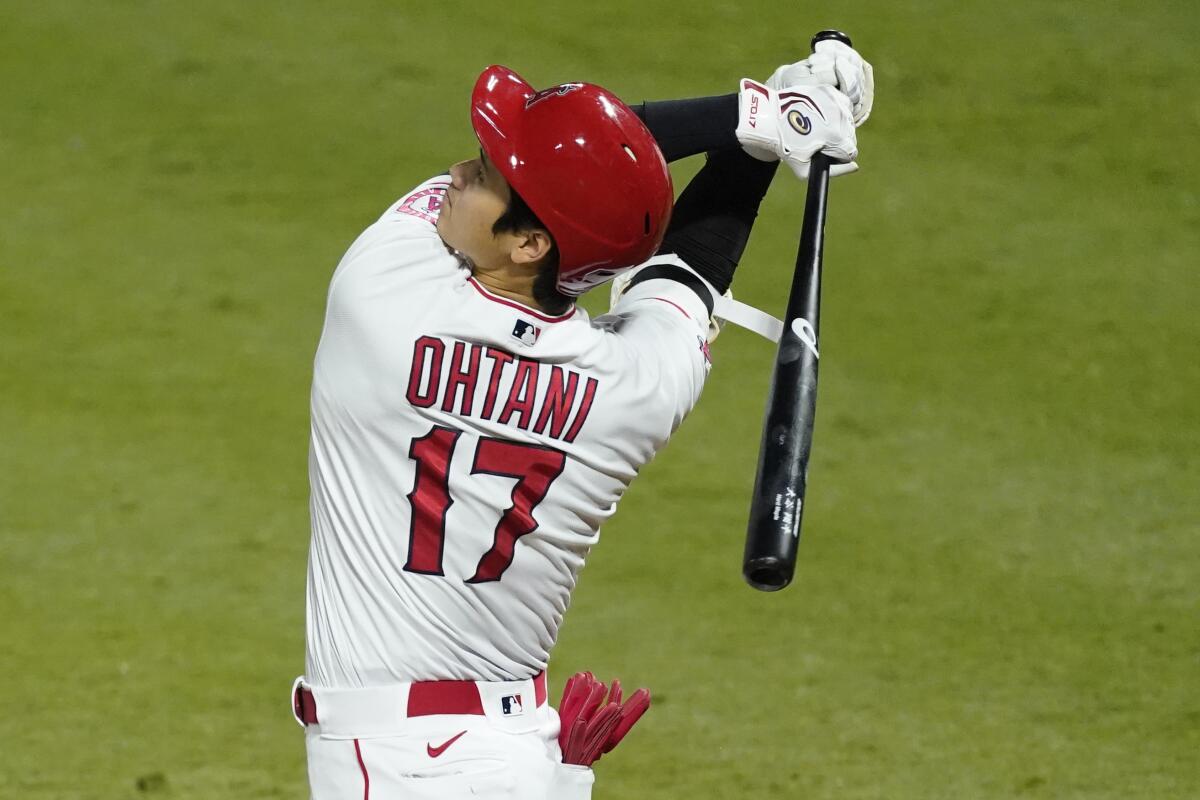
[735,79,858,181]
[766,39,874,126]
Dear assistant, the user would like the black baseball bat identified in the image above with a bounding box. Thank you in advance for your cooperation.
[743,30,851,592]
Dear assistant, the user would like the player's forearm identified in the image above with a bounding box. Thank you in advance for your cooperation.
[627,94,776,293]
[655,149,778,294]
[629,94,738,162]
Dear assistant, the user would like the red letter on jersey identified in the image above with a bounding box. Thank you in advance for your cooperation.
[442,341,482,416]
[497,359,539,430]
[532,366,579,439]
[480,348,516,419]
[563,376,599,443]
[407,336,445,408]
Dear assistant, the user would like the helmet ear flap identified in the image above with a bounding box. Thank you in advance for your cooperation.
[471,66,673,294]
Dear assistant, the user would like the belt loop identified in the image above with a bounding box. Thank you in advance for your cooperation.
[534,671,547,707]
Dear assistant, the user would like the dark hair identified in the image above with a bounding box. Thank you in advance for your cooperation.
[492,189,571,315]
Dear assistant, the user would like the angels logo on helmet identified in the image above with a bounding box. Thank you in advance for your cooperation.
[524,83,583,109]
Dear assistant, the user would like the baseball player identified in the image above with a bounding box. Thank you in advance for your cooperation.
[293,42,873,799]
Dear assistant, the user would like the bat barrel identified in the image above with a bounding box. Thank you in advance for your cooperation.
[743,153,832,591]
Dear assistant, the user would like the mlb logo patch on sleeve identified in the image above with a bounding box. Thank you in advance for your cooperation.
[512,319,541,346]
[500,694,524,716]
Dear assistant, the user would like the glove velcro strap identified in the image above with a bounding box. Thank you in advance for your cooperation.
[735,79,780,163]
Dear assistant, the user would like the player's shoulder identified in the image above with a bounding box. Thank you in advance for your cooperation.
[558,257,715,402]
[328,176,459,296]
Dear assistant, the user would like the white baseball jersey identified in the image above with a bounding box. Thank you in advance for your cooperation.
[305,176,714,688]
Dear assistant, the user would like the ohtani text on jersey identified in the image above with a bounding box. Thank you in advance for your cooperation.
[406,336,598,443]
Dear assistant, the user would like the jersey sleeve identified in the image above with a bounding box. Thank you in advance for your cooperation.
[327,175,459,294]
[608,254,715,339]
[597,255,717,424]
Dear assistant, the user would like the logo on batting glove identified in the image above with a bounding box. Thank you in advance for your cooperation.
[780,90,827,137]
[786,109,812,135]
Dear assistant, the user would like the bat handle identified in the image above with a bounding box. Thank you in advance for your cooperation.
[810,29,853,49]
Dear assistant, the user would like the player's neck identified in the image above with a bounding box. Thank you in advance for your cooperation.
[472,264,543,311]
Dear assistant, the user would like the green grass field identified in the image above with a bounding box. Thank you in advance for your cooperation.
[2,1,1198,797]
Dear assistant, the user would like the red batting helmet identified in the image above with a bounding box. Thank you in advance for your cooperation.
[471,65,673,296]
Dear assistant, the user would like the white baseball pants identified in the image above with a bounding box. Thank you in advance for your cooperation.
[294,676,595,799]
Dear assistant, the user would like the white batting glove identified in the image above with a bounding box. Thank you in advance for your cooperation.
[766,40,874,126]
[735,79,858,181]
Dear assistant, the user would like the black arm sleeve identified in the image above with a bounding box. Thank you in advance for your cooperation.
[628,93,775,298]
[651,150,778,295]
[630,94,738,163]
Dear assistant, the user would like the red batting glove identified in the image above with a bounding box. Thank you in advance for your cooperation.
[603,686,650,754]
[557,672,652,767]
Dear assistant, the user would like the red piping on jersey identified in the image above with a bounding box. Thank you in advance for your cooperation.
[652,297,692,319]
[353,739,370,799]
[466,277,577,323]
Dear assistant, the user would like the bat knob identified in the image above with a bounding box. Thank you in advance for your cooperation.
[743,557,794,592]
[810,29,853,49]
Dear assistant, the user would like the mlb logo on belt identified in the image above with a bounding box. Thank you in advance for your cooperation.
[500,694,524,716]
[512,319,541,346]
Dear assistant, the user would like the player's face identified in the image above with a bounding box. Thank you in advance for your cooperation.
[437,151,512,269]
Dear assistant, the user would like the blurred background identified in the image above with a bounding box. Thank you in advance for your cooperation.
[1,1,1197,797]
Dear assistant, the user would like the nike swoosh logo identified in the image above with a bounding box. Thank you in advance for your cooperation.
[426,730,468,758]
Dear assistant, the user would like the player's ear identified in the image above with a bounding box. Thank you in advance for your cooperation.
[509,228,554,266]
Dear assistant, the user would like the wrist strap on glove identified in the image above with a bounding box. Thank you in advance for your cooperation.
[735,79,780,164]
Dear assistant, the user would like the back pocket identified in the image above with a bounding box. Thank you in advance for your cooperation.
[403,757,515,798]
